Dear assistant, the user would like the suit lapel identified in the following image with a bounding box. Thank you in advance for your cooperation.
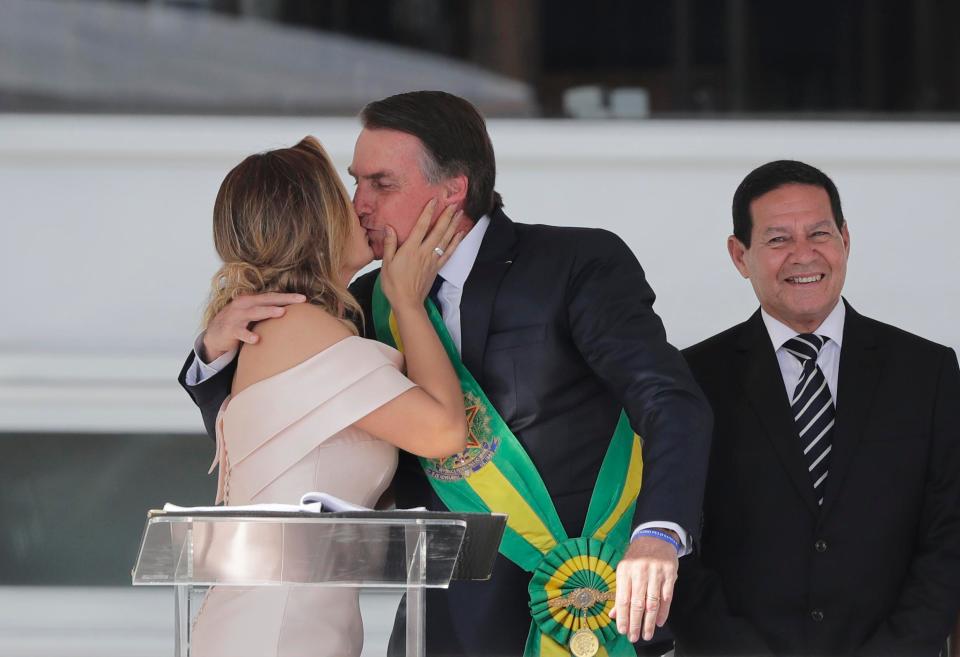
[820,301,882,515]
[737,311,820,516]
[459,209,517,380]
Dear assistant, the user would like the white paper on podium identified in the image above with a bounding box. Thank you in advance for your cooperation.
[162,492,425,514]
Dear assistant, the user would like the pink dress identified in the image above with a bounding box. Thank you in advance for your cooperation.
[190,336,415,657]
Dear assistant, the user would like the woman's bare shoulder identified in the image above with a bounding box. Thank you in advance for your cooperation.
[233,303,354,394]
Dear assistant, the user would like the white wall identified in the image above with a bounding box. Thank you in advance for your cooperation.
[3,116,959,433]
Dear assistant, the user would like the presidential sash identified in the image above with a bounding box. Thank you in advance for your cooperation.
[372,277,644,657]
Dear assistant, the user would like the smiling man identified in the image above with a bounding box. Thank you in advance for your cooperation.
[667,160,960,656]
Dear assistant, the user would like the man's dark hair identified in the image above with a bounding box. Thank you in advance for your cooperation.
[360,90,503,220]
[732,160,844,247]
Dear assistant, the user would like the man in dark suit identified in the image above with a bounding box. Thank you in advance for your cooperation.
[180,91,713,656]
[669,160,960,656]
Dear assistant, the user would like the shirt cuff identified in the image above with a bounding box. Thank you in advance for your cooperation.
[631,521,692,557]
[184,333,237,387]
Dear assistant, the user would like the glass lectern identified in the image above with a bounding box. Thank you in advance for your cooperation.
[132,510,503,656]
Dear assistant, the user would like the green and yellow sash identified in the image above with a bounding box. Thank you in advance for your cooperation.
[372,277,644,657]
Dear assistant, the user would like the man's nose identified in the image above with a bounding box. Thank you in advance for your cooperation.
[791,237,817,263]
[353,188,372,218]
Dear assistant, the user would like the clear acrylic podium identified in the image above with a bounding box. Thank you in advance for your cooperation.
[132,510,504,656]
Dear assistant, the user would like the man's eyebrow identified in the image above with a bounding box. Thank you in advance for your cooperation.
[761,219,833,235]
[346,167,393,181]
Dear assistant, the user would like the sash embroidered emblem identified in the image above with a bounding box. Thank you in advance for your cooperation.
[423,391,499,482]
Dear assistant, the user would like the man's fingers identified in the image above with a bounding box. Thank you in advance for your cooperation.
[628,572,648,643]
[641,566,661,641]
[242,305,288,323]
[236,328,260,345]
[656,592,673,628]
[613,564,631,635]
[656,571,676,628]
[235,292,305,308]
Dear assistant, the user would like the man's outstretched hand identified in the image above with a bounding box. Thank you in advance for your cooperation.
[610,534,679,643]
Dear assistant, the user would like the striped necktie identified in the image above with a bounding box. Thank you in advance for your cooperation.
[783,334,835,506]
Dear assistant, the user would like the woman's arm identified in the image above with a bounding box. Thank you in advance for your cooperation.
[354,200,467,458]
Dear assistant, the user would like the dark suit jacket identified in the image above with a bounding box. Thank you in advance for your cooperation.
[670,301,960,657]
[180,208,713,656]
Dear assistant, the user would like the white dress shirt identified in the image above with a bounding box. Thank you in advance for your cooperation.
[761,300,845,405]
[185,213,688,552]
[433,215,489,353]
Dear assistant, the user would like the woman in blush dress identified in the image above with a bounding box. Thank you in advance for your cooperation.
[188,136,467,657]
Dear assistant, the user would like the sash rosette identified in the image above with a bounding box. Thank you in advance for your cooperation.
[529,537,624,654]
[373,278,644,657]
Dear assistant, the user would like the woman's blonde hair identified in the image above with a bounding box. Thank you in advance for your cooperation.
[203,136,362,330]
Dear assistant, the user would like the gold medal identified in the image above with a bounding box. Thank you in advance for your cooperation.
[569,628,599,657]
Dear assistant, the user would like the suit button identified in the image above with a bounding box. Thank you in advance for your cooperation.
[815,539,828,552]
[811,609,824,622]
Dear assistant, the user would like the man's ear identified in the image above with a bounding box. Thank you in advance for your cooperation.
[440,174,468,207]
[728,235,751,279]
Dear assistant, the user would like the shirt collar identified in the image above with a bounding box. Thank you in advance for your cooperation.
[438,214,490,289]
[761,299,846,352]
